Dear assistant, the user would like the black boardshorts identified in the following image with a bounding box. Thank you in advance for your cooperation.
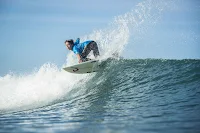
[81,41,100,59]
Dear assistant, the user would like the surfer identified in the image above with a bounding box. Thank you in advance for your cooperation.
[65,38,100,63]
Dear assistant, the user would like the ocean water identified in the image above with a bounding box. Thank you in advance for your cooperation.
[1,0,200,133]
[0,59,200,133]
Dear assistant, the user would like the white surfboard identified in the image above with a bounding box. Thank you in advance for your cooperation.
[63,60,100,74]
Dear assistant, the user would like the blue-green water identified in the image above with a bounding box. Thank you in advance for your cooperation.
[0,59,200,133]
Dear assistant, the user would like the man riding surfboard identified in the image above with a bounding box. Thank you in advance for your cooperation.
[65,38,100,63]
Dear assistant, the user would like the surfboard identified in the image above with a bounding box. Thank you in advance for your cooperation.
[63,59,100,74]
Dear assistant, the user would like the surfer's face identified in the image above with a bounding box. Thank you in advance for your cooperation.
[65,42,72,50]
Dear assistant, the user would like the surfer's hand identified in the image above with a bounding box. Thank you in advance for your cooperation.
[79,59,82,63]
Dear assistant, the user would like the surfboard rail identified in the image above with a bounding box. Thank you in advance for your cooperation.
[63,59,99,74]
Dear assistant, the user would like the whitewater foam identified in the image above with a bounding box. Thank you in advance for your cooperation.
[0,63,92,113]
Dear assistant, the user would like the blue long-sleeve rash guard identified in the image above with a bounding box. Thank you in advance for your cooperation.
[72,38,92,54]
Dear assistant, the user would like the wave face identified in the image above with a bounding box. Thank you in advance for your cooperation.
[0,59,200,133]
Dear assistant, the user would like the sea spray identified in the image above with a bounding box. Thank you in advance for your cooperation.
[80,0,175,59]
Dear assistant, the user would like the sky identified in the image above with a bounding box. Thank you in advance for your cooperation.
[0,0,200,76]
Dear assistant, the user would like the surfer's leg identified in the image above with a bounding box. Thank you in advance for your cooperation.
[90,41,100,58]
[81,44,92,59]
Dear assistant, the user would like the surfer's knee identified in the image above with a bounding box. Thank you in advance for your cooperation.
[92,41,98,47]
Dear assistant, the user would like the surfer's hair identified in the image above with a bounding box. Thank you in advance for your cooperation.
[65,39,74,46]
